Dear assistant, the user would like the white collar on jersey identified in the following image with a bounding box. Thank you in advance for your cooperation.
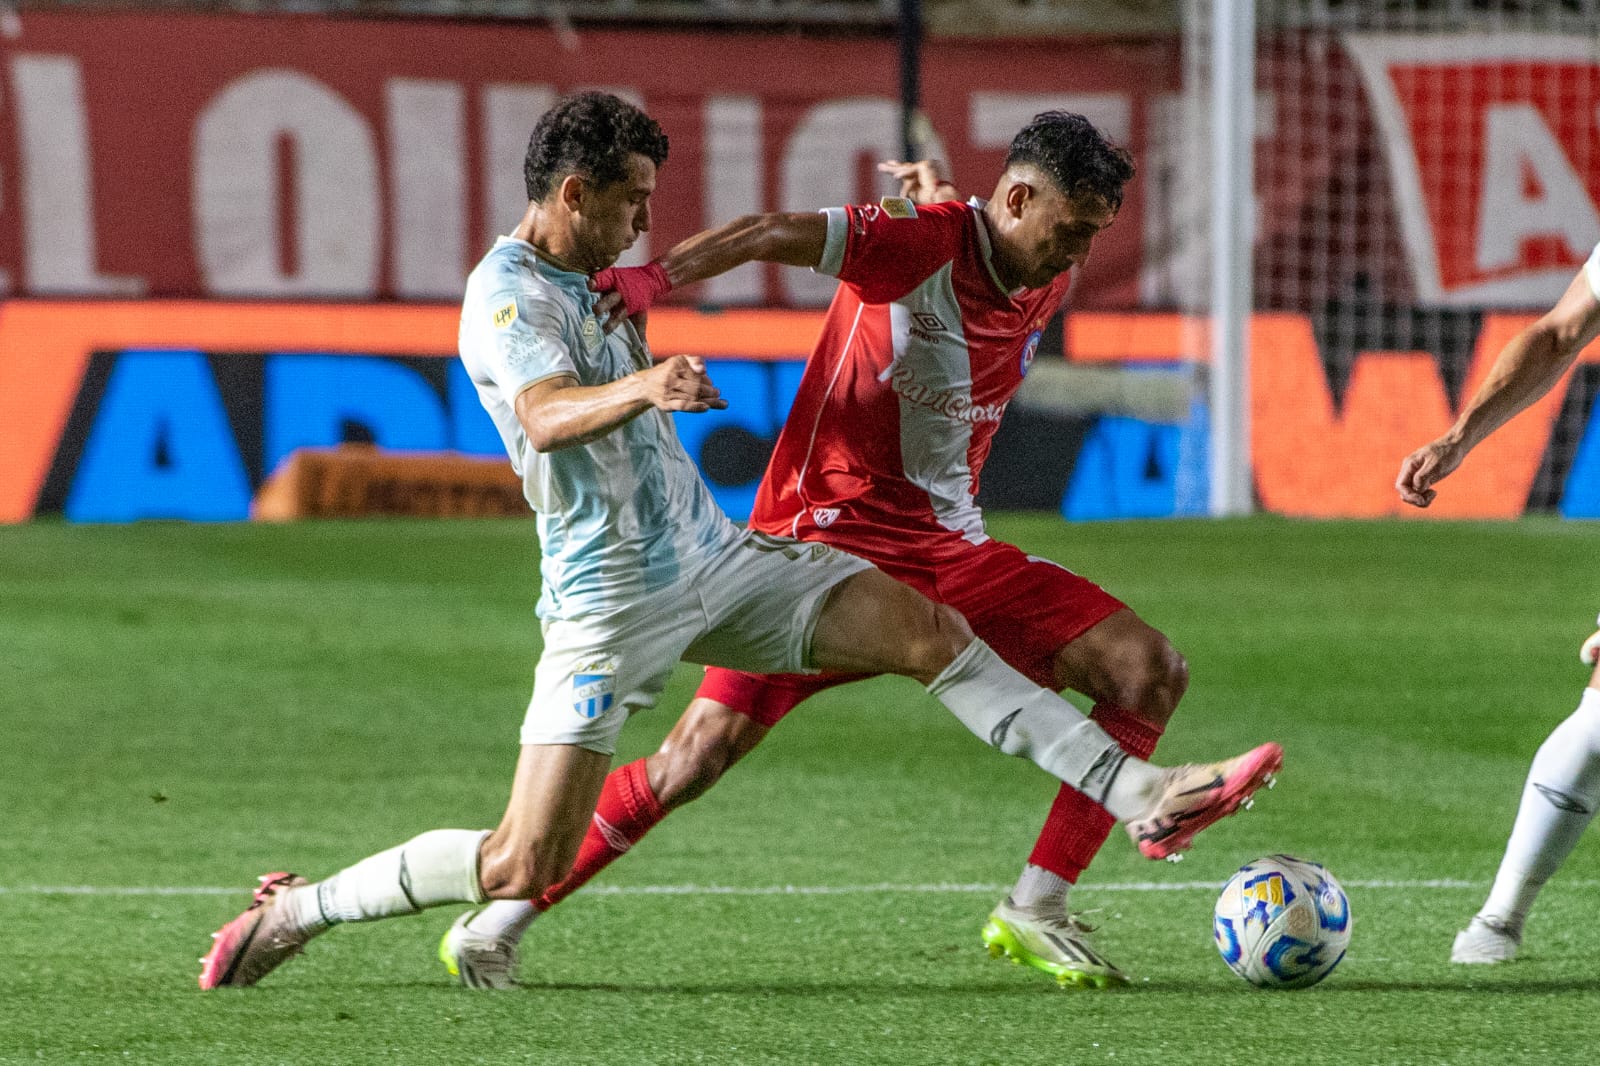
[966,198,1025,299]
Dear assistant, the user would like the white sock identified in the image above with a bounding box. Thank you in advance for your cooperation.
[465,899,543,941]
[288,829,490,933]
[1481,688,1600,927]
[926,640,1163,820]
[1009,864,1071,912]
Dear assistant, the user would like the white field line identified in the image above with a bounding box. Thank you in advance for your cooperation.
[3,878,1590,898]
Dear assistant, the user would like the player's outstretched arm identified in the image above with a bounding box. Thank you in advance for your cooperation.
[1397,267,1600,508]
[594,160,959,326]
[594,212,828,326]
[514,356,727,452]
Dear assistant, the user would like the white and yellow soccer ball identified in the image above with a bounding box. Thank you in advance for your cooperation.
[1212,854,1351,989]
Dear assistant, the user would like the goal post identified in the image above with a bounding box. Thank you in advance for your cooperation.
[1206,0,1256,517]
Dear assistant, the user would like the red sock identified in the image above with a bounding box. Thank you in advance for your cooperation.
[534,758,667,910]
[1026,705,1166,882]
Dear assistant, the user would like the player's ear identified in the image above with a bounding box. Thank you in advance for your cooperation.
[1004,179,1033,219]
[557,173,586,213]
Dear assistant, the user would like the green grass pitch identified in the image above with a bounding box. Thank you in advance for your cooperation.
[3,514,1598,1064]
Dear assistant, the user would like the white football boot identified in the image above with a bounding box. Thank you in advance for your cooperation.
[1450,914,1521,964]
[981,898,1130,988]
[439,909,520,989]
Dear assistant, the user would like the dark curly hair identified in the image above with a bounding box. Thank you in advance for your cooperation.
[1005,111,1134,212]
[523,92,670,203]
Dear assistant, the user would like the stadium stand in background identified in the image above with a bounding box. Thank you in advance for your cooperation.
[8,0,1167,31]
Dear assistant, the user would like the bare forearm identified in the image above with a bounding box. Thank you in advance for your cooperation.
[1447,271,1600,456]
[1446,325,1576,454]
[517,376,650,452]
[658,212,826,289]
[1397,270,1600,507]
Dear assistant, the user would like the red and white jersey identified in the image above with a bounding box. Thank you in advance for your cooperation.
[749,197,1071,563]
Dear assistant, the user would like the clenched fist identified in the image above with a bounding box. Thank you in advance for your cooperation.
[640,355,728,414]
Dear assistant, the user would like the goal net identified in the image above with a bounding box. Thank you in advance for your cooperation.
[1160,0,1600,517]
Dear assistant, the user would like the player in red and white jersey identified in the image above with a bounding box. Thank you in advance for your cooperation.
[753,190,1070,563]
[442,114,1274,990]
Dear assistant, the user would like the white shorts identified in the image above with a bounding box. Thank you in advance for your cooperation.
[521,530,873,753]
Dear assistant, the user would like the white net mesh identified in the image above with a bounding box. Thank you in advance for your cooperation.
[1163,0,1600,513]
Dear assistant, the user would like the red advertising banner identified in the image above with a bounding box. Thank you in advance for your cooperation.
[1345,33,1600,306]
[0,11,1176,309]
[0,15,1594,314]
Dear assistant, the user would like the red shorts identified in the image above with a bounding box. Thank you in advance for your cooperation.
[694,538,1126,727]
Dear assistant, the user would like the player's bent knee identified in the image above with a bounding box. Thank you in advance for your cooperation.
[652,701,762,808]
[1123,641,1188,723]
[654,731,737,807]
[1094,633,1188,723]
[1166,646,1191,699]
[900,602,974,677]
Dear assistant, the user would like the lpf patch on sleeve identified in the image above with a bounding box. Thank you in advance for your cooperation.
[492,300,518,329]
[879,196,918,219]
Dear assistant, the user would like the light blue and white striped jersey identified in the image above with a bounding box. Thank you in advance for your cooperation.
[459,237,739,618]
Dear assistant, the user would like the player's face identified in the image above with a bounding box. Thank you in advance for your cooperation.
[1011,186,1117,290]
[576,152,656,271]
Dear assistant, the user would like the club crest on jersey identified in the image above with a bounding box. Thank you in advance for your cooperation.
[492,300,518,329]
[812,507,841,528]
[1020,329,1043,376]
[572,661,617,719]
[879,196,918,219]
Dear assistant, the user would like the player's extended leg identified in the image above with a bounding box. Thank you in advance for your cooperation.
[982,609,1187,987]
[442,696,768,987]
[1453,654,1600,964]
[808,568,1279,854]
[199,743,607,989]
[442,669,865,988]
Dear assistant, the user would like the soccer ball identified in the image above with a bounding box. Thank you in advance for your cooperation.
[1212,854,1351,989]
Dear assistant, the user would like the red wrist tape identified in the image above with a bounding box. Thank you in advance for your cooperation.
[592,261,672,316]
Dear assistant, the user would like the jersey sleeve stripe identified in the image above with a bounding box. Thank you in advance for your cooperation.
[815,208,849,278]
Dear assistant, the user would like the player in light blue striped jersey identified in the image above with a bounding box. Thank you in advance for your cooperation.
[198,93,1280,991]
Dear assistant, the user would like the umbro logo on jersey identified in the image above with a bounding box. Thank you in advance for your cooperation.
[812,507,841,528]
[912,312,946,332]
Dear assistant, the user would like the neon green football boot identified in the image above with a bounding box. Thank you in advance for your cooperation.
[439,909,519,990]
[982,898,1130,989]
